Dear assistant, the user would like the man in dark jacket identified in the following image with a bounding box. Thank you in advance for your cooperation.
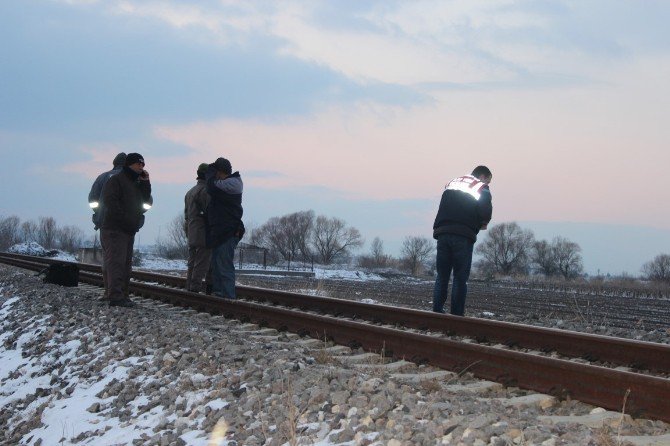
[184,163,211,293]
[100,153,153,307]
[432,165,492,316]
[89,152,126,230]
[205,157,244,299]
[88,152,126,300]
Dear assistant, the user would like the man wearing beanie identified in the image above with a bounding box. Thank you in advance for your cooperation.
[184,163,211,293]
[100,152,153,307]
[205,157,244,299]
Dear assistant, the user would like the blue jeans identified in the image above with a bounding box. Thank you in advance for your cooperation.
[432,233,474,316]
[211,237,239,299]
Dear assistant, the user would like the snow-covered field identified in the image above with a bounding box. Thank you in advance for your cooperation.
[139,253,385,282]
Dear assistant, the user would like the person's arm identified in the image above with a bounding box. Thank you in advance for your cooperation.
[183,193,189,234]
[139,174,153,208]
[196,187,210,216]
[88,173,105,204]
[213,177,243,194]
[478,188,493,229]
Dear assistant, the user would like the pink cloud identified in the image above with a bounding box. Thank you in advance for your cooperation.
[152,82,670,230]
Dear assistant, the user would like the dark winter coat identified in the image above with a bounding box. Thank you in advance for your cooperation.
[100,167,153,235]
[205,166,244,248]
[184,179,210,248]
[88,166,123,229]
[433,175,492,242]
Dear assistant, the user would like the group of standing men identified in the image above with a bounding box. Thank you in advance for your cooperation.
[183,158,244,298]
[89,152,490,317]
[88,154,244,308]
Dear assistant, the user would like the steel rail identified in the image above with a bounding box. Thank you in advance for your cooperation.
[1,252,669,375]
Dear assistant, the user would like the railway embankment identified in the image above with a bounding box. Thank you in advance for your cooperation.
[1,263,670,445]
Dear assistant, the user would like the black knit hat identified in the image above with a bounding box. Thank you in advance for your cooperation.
[213,157,232,174]
[112,152,127,167]
[196,163,209,179]
[125,153,145,166]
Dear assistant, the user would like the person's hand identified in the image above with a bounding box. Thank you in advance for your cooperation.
[140,170,150,181]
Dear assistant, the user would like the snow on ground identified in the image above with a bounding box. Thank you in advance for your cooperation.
[138,254,187,271]
[7,242,77,262]
[0,279,375,446]
[137,253,386,282]
[0,290,235,446]
[313,268,384,281]
[7,242,50,257]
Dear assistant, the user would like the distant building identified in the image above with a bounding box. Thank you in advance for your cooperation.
[79,247,103,265]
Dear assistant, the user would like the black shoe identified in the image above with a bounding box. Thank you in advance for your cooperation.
[109,299,136,308]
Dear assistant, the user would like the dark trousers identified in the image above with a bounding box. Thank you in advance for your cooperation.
[100,229,135,303]
[100,232,109,299]
[186,245,212,292]
[211,237,239,299]
[432,233,474,316]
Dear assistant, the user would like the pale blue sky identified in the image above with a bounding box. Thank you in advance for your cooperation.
[2,0,670,275]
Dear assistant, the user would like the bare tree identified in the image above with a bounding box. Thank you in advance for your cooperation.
[253,218,286,258]
[255,211,315,263]
[532,240,557,276]
[642,254,670,283]
[287,211,314,260]
[400,236,434,276]
[56,225,85,253]
[311,216,363,264]
[155,213,188,259]
[358,236,392,269]
[0,215,21,250]
[552,236,583,279]
[243,220,260,246]
[370,237,390,268]
[21,220,38,243]
[531,237,583,279]
[37,216,58,249]
[475,222,534,276]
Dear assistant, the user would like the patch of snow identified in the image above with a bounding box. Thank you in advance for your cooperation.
[314,268,384,281]
[50,251,77,262]
[205,398,229,411]
[139,254,187,271]
[6,242,77,262]
[7,242,50,256]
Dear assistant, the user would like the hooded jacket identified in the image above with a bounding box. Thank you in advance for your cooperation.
[100,167,153,235]
[184,179,210,248]
[205,165,244,248]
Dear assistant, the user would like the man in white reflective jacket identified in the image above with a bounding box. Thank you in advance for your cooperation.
[432,165,493,316]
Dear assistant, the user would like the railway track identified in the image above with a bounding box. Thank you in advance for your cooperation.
[235,274,670,329]
[1,252,669,424]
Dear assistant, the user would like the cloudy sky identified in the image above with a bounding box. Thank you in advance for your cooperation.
[2,0,670,274]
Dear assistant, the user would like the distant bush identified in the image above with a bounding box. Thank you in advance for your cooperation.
[132,249,143,267]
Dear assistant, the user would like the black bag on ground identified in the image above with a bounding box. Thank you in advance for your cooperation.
[39,262,79,287]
